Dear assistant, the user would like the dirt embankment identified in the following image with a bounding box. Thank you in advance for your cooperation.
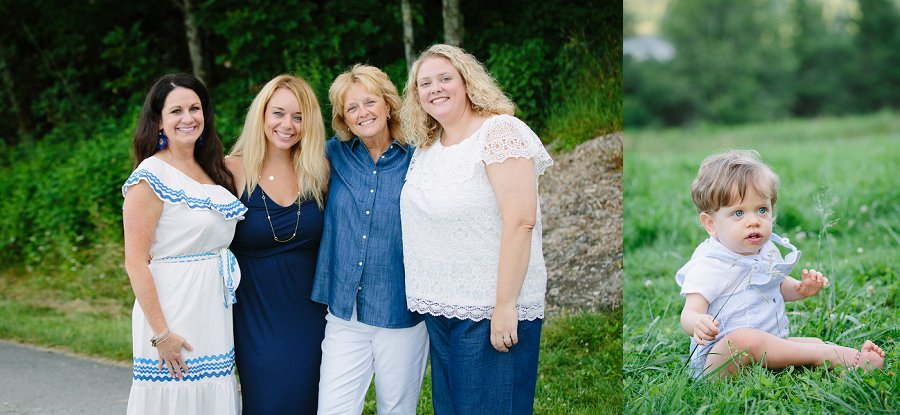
[541,133,623,314]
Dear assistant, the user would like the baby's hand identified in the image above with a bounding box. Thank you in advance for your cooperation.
[692,315,720,346]
[797,268,829,298]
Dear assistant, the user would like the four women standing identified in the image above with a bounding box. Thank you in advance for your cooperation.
[124,44,550,414]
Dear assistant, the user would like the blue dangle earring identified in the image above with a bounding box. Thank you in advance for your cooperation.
[197,135,205,147]
[157,130,168,150]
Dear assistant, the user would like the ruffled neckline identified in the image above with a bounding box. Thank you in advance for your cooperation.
[123,157,247,221]
[696,235,793,286]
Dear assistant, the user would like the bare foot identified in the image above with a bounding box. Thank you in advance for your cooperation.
[855,340,886,371]
[835,340,885,372]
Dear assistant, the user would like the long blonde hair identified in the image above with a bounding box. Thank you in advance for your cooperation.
[400,44,516,149]
[230,74,328,209]
[329,64,406,144]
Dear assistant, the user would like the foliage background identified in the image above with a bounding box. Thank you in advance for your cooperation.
[624,0,900,128]
[0,0,621,284]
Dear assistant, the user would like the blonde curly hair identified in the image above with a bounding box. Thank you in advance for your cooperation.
[400,44,516,148]
[328,64,405,144]
[229,74,329,209]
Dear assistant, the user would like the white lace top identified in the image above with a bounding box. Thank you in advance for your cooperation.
[401,114,553,321]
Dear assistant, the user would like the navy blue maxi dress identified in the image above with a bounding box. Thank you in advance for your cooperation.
[231,186,327,414]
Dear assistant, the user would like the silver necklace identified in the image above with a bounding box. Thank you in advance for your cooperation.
[260,190,301,243]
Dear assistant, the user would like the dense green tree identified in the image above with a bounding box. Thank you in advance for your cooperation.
[626,0,900,127]
[624,57,696,128]
[662,0,795,124]
[854,0,900,111]
[0,0,620,270]
[467,0,616,132]
[790,0,857,116]
[0,0,191,145]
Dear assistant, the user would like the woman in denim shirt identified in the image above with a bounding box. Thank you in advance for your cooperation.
[311,65,428,414]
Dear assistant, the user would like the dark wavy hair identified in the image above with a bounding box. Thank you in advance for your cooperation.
[132,73,236,195]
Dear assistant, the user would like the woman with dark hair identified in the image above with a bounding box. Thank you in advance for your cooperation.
[122,73,245,414]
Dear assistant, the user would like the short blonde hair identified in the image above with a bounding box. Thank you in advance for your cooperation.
[400,44,516,149]
[328,64,405,144]
[690,150,780,214]
[230,74,329,209]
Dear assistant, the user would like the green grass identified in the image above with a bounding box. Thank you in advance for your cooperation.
[624,112,900,414]
[0,267,621,413]
[545,74,622,153]
[0,299,132,362]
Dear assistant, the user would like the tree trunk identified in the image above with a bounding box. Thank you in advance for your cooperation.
[442,0,463,46]
[401,0,415,71]
[181,0,209,85]
[0,53,30,144]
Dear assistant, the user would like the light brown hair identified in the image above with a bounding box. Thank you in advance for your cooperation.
[690,150,780,214]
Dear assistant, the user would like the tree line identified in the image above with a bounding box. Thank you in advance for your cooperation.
[0,0,617,147]
[625,0,900,128]
[0,0,621,274]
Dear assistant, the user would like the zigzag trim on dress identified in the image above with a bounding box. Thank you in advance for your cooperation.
[132,369,234,382]
[124,170,247,220]
[132,348,235,382]
[133,348,234,365]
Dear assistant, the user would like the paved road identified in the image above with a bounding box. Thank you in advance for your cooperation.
[0,341,132,414]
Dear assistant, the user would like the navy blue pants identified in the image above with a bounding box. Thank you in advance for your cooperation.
[423,315,542,415]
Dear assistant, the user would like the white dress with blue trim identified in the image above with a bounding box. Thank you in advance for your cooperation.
[122,156,247,414]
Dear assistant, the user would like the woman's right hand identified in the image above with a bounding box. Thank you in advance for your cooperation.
[692,314,720,346]
[155,332,194,378]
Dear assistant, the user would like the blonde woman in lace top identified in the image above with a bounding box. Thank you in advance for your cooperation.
[399,44,553,414]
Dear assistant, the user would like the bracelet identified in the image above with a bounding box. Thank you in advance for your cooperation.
[150,329,171,348]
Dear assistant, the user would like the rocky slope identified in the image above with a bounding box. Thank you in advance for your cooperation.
[540,132,623,313]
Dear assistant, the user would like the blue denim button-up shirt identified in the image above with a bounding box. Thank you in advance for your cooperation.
[311,135,421,328]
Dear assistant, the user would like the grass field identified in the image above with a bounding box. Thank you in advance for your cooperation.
[623,112,900,414]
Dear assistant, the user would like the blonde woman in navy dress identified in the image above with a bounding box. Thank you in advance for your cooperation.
[225,74,329,413]
[400,45,553,414]
[123,73,245,414]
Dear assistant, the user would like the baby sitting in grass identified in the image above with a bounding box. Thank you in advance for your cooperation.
[676,150,885,378]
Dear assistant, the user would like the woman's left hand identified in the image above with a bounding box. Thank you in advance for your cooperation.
[490,303,519,352]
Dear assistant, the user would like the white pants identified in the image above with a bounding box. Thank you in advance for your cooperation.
[317,309,429,415]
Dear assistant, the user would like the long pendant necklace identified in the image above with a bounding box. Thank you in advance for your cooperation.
[260,190,301,243]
